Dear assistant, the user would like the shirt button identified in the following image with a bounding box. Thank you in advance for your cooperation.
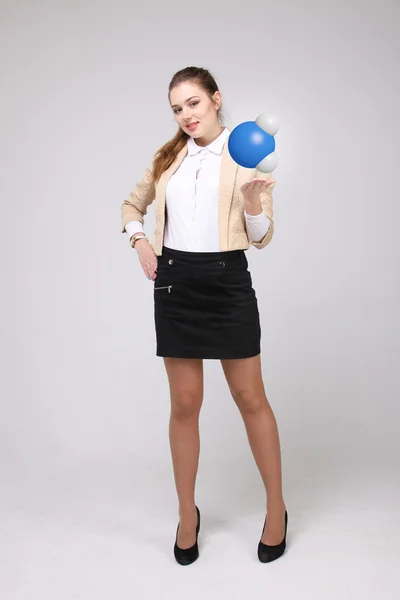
[168,259,173,265]
[220,261,226,267]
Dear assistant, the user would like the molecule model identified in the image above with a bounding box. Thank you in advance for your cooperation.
[228,113,279,173]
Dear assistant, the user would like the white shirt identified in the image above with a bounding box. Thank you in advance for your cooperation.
[125,128,269,251]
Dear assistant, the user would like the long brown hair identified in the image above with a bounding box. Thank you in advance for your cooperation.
[150,67,224,186]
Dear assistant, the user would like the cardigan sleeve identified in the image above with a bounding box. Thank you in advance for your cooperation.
[121,166,156,233]
[250,170,275,249]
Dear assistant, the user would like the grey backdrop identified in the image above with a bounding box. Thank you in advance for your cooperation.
[1,0,399,598]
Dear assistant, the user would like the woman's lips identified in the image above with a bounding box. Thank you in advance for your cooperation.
[187,122,199,131]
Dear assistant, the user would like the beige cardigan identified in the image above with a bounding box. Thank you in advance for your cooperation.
[121,139,275,256]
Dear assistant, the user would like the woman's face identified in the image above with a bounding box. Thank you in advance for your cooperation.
[169,81,221,140]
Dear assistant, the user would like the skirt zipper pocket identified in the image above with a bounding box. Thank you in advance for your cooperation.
[154,285,173,293]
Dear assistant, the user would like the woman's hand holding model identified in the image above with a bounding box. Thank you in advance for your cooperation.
[240,178,275,207]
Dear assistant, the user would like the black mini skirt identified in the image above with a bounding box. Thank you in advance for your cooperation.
[153,246,261,359]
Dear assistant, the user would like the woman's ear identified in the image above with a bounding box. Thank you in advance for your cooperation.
[213,90,222,110]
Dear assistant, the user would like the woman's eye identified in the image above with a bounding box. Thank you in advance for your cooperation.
[173,101,198,114]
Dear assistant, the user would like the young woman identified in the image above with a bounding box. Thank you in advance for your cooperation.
[121,66,288,566]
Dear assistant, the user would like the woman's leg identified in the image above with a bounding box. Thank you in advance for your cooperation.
[220,353,286,545]
[163,357,204,549]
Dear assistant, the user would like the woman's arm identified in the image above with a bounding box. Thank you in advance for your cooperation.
[244,210,270,243]
[241,172,275,249]
[121,167,156,235]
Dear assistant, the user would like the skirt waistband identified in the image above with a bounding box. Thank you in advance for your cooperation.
[159,246,248,269]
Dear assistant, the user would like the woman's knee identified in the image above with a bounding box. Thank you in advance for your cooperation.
[171,389,203,419]
[163,358,204,419]
[230,387,264,414]
[221,356,266,414]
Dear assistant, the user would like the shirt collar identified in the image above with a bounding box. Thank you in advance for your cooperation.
[187,127,230,156]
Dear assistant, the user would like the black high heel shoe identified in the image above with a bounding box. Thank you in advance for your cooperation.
[174,505,200,566]
[258,509,288,563]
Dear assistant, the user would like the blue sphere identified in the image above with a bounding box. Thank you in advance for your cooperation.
[228,121,275,169]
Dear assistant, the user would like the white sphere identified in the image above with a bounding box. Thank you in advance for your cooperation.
[256,152,278,173]
[255,113,279,136]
